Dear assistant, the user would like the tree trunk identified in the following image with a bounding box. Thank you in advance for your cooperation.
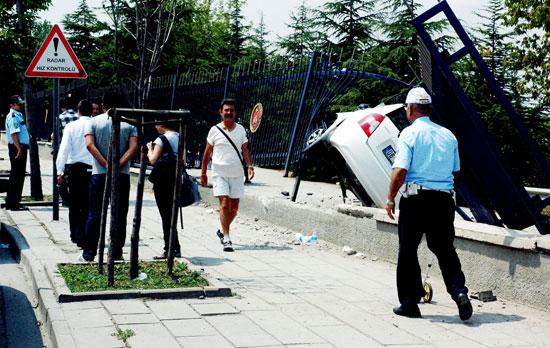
[16,0,43,200]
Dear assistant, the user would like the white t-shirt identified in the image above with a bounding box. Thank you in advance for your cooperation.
[153,130,179,155]
[207,123,248,178]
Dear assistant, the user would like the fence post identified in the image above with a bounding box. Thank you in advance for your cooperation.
[107,108,121,287]
[283,51,318,177]
[223,65,232,99]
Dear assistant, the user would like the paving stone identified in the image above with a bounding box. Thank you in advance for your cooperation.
[245,311,325,345]
[163,318,218,337]
[309,325,383,348]
[205,314,281,347]
[102,299,150,315]
[176,335,233,348]
[146,300,200,320]
[278,303,342,327]
[63,308,114,329]
[119,323,179,348]
[71,326,124,348]
[112,314,159,325]
[190,302,240,316]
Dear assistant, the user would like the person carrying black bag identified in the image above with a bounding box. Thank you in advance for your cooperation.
[147,121,182,259]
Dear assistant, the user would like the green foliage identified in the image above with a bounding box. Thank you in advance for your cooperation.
[278,0,323,56]
[503,0,550,106]
[227,0,248,62]
[315,0,381,55]
[112,328,135,344]
[58,260,208,292]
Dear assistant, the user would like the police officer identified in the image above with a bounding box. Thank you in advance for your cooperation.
[4,95,30,210]
[386,87,472,320]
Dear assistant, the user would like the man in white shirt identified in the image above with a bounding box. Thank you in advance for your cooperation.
[201,99,254,252]
[56,99,94,247]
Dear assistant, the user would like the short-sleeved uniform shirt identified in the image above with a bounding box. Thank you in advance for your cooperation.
[206,123,248,178]
[153,130,179,155]
[5,108,30,145]
[84,112,138,175]
[392,116,459,190]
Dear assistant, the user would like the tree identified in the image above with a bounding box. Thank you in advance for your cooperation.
[244,12,270,62]
[278,0,323,56]
[121,0,178,108]
[227,0,248,62]
[62,0,109,85]
[315,0,381,55]
[503,0,550,107]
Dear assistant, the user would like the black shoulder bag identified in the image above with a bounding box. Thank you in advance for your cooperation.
[215,125,250,183]
[148,135,176,185]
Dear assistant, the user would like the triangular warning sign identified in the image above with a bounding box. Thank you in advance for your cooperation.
[25,24,87,79]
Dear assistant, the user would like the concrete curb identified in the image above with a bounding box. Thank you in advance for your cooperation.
[1,222,76,348]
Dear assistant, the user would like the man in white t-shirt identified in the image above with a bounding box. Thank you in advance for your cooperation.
[201,99,254,252]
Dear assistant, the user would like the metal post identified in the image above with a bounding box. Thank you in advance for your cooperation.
[97,141,112,274]
[130,128,146,279]
[107,109,121,287]
[223,65,232,99]
[167,121,185,275]
[52,78,60,220]
[283,51,318,177]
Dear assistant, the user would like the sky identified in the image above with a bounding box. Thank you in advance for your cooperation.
[41,0,488,42]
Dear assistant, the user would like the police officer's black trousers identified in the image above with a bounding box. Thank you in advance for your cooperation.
[153,178,181,254]
[6,144,28,209]
[67,163,91,245]
[397,190,468,305]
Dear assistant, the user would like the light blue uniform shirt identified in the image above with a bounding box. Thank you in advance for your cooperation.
[392,116,460,190]
[5,108,30,145]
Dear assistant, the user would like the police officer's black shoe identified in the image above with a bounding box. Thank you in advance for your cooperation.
[393,303,421,318]
[456,293,473,320]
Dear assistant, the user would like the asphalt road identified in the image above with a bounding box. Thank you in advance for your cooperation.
[0,234,45,348]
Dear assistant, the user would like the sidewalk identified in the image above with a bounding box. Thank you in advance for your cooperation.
[1,146,550,348]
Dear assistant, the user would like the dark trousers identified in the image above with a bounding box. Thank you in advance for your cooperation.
[83,174,130,260]
[67,163,91,245]
[6,144,28,208]
[397,190,468,304]
[153,179,180,253]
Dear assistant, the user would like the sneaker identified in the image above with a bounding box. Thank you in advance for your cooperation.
[223,240,234,252]
[216,229,224,244]
[456,293,473,320]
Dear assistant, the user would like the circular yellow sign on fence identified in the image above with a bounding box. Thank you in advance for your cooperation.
[250,103,263,133]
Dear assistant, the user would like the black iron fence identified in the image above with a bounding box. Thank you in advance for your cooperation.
[28,52,409,170]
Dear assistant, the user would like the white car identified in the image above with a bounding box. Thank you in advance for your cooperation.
[303,104,406,208]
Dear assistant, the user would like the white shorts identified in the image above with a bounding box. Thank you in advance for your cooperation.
[212,176,245,199]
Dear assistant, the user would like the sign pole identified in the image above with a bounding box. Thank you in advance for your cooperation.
[52,78,60,220]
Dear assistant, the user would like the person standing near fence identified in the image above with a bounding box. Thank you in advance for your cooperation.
[3,95,29,211]
[200,99,254,252]
[386,87,472,320]
[56,99,94,247]
[80,90,138,262]
[55,99,78,207]
[147,121,181,259]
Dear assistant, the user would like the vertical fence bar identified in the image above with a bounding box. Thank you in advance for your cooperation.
[283,51,318,177]
[97,141,112,274]
[223,65,232,99]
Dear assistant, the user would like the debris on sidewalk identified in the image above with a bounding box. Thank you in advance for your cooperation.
[281,191,289,196]
[354,252,366,259]
[470,290,497,302]
[342,245,356,255]
[294,232,318,245]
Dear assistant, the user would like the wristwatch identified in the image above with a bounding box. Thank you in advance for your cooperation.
[386,199,395,206]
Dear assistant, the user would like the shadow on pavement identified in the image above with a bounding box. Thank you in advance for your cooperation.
[424,312,525,327]
[232,243,291,251]
[187,256,228,266]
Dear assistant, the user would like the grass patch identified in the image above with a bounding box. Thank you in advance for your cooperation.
[58,260,208,293]
[21,194,52,202]
[112,328,134,345]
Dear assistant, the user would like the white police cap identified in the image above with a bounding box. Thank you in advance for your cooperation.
[405,87,432,104]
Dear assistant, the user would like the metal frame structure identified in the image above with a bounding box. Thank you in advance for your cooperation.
[413,0,549,234]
